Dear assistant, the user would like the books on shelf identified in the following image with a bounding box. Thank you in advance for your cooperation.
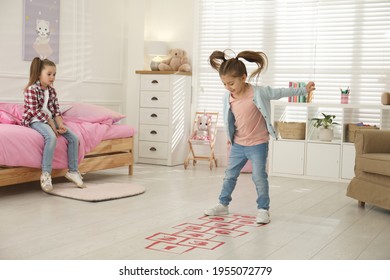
[288,81,312,103]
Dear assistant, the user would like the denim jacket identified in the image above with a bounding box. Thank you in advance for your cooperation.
[222,85,307,143]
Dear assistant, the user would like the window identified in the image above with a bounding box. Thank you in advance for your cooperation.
[195,0,390,125]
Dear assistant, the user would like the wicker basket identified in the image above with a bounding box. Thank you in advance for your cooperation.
[346,123,379,143]
[276,122,306,140]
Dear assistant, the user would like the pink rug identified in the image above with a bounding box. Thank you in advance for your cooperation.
[49,181,146,202]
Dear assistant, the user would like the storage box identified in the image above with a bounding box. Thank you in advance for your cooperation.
[276,122,306,140]
[346,123,379,143]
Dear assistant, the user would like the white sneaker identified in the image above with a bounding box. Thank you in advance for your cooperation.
[40,172,53,193]
[65,171,85,188]
[256,209,270,224]
[204,203,229,216]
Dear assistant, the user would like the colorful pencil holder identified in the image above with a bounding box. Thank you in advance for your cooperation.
[340,88,350,104]
[341,94,349,104]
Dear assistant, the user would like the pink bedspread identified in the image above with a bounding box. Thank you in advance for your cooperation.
[0,103,135,169]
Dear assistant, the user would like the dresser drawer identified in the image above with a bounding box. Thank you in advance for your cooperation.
[139,108,169,125]
[140,75,170,91]
[139,124,169,142]
[140,91,169,108]
[139,141,168,159]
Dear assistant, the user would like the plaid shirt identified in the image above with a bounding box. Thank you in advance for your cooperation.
[21,81,62,127]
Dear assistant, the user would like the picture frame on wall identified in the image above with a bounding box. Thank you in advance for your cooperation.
[23,0,60,63]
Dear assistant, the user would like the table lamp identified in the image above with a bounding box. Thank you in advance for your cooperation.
[147,41,168,71]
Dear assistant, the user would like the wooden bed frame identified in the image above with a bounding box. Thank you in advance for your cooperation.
[0,137,133,187]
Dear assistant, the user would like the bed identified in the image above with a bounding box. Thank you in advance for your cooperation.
[0,102,135,187]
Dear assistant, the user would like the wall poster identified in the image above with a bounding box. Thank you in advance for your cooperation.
[23,0,60,63]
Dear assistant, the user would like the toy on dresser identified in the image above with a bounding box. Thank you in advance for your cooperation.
[158,48,191,72]
[191,113,212,141]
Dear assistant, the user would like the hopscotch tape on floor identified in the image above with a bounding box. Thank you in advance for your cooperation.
[145,213,267,254]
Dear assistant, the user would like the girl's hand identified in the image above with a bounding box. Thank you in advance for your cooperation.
[57,125,67,134]
[306,81,315,92]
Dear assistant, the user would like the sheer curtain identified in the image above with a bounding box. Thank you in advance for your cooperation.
[194,0,390,125]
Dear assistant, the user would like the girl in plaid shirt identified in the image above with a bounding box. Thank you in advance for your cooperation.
[22,57,84,192]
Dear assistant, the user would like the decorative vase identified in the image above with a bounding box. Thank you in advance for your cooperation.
[318,127,334,142]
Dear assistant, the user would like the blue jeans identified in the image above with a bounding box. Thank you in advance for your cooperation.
[219,142,270,210]
[30,121,79,173]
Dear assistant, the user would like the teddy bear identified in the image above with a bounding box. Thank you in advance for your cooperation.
[191,113,212,141]
[158,48,191,72]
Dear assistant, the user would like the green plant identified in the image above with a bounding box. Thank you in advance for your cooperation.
[311,113,340,129]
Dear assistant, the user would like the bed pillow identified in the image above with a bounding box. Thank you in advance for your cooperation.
[60,104,73,114]
[0,110,20,124]
[0,103,24,120]
[62,103,125,124]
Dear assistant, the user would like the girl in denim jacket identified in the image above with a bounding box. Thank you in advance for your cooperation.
[204,50,315,224]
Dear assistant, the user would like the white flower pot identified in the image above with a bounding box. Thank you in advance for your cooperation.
[318,127,334,142]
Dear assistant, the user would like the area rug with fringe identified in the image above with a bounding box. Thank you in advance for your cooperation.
[49,180,146,202]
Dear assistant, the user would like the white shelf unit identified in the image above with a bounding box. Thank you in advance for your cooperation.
[270,101,390,182]
[136,71,192,166]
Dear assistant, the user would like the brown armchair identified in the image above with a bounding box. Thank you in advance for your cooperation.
[346,129,390,210]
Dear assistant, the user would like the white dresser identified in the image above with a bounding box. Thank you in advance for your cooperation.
[136,71,192,166]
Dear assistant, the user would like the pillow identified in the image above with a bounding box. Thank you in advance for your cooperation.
[60,104,73,114]
[0,110,20,124]
[0,103,24,120]
[62,102,125,124]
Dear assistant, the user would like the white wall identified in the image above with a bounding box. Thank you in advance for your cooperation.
[0,0,135,116]
[143,0,195,69]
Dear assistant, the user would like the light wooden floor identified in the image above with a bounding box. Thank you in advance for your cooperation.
[0,163,389,260]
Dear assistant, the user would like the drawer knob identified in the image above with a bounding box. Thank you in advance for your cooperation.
[151,80,159,84]
[151,97,158,101]
[149,147,157,152]
[150,113,158,118]
[150,130,157,135]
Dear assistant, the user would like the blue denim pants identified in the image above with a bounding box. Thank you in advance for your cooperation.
[219,142,270,210]
[30,121,79,173]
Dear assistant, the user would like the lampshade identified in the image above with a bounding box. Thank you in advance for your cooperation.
[146,41,168,71]
[147,41,168,56]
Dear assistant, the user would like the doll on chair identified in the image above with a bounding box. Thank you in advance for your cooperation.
[191,113,212,141]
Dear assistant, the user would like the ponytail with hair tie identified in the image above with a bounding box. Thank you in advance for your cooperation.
[209,49,268,82]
